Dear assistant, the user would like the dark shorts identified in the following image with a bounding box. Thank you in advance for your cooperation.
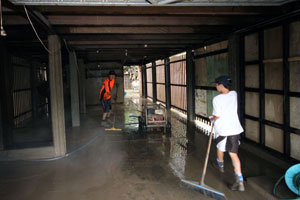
[215,134,240,153]
[101,99,112,113]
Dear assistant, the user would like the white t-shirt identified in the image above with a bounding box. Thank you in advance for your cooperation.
[212,91,244,136]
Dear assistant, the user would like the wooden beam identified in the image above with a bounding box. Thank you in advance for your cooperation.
[35,6,281,16]
[63,34,211,41]
[165,58,171,110]
[48,35,66,156]
[152,61,157,102]
[0,25,48,40]
[263,58,283,63]
[2,2,55,34]
[55,26,235,35]
[4,32,212,42]
[68,40,203,45]
[48,15,262,26]
[84,48,178,54]
[85,51,176,59]
[186,50,195,122]
[288,56,300,62]
[31,9,56,34]
[106,50,179,56]
[0,39,14,148]
[4,14,262,26]
[3,15,28,25]
[74,45,186,50]
[6,42,189,57]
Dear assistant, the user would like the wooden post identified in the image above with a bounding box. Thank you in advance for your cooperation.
[78,59,87,114]
[152,61,157,103]
[164,58,171,110]
[0,39,13,148]
[69,51,80,126]
[186,50,195,122]
[48,35,66,156]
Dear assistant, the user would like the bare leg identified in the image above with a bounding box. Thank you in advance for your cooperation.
[229,152,244,191]
[214,148,225,173]
[107,110,112,118]
[229,152,241,173]
[217,148,224,162]
[102,112,108,121]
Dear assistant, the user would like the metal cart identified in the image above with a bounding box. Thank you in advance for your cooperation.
[138,103,171,133]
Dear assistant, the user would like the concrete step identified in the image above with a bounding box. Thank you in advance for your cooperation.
[247,175,299,200]
[247,176,277,200]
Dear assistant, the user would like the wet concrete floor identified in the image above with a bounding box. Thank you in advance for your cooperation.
[0,96,294,200]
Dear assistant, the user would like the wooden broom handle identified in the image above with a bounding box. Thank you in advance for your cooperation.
[200,123,214,185]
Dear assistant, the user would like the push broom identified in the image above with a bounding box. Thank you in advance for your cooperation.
[105,113,122,131]
[180,122,227,200]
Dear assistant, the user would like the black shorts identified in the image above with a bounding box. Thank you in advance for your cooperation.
[101,99,112,113]
[215,135,240,153]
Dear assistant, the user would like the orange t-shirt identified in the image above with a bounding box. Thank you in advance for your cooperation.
[99,77,115,100]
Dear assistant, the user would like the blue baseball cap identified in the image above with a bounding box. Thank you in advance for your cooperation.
[214,75,232,86]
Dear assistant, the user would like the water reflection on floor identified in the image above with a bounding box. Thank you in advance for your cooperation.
[122,97,294,199]
[0,95,295,200]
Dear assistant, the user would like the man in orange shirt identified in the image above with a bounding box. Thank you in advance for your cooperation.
[99,70,116,127]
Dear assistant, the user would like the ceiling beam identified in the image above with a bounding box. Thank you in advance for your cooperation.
[4,14,263,26]
[62,34,212,41]
[30,9,55,34]
[72,45,191,52]
[89,48,182,52]
[68,40,203,45]
[33,5,282,15]
[6,38,204,45]
[4,26,229,39]
[4,14,262,26]
[47,15,262,26]
[2,2,55,34]
[9,0,293,7]
[56,26,199,34]
[55,26,237,34]
[6,42,187,51]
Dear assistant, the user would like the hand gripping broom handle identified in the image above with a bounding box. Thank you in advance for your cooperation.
[200,122,215,185]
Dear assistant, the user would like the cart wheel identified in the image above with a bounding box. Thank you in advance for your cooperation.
[165,122,171,134]
[167,122,171,129]
[143,124,147,131]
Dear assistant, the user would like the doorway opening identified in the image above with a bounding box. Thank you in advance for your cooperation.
[123,65,140,101]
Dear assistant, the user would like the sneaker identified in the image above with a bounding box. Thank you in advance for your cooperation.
[212,160,224,173]
[101,121,110,128]
[230,181,245,191]
[106,118,113,125]
[230,175,245,191]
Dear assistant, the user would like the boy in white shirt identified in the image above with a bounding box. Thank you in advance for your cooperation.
[210,75,245,192]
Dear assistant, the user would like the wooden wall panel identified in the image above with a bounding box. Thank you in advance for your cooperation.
[245,33,258,62]
[245,119,260,143]
[171,85,186,110]
[245,64,259,88]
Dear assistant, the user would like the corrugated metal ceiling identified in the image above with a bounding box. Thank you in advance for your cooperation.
[9,0,297,6]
